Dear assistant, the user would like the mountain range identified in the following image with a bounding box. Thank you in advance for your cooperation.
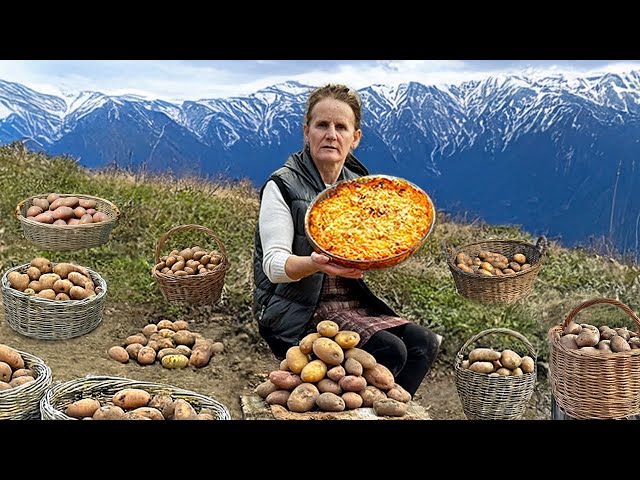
[1,74,639,260]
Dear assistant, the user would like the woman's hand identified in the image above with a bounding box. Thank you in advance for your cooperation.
[310,251,363,279]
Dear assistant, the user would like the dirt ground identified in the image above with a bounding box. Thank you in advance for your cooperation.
[0,300,554,420]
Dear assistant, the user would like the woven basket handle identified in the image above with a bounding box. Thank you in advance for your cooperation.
[535,236,547,257]
[562,298,640,330]
[458,327,536,358]
[155,224,228,265]
[442,239,454,262]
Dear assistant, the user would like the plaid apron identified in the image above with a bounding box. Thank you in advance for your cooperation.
[310,275,409,347]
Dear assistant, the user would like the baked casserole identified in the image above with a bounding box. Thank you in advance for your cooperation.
[305,175,435,270]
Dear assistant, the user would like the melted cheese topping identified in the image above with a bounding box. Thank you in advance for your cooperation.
[307,176,433,261]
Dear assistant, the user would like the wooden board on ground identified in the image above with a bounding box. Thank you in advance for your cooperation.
[240,394,430,420]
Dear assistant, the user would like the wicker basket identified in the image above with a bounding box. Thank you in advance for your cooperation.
[454,328,537,420]
[548,298,640,420]
[444,236,547,304]
[152,224,229,306]
[16,193,121,251]
[0,348,52,420]
[1,263,107,340]
[40,375,232,420]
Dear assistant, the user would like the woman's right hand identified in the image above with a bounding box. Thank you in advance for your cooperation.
[310,251,363,279]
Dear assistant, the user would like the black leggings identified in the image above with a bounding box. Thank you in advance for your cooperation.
[361,323,440,397]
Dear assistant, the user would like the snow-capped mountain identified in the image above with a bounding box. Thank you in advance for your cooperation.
[1,75,640,259]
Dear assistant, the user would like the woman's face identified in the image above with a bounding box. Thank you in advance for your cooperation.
[304,98,361,168]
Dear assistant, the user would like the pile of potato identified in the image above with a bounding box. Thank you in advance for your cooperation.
[6,257,99,301]
[63,387,217,420]
[454,250,531,276]
[25,193,109,225]
[108,319,224,369]
[155,246,224,277]
[461,347,535,376]
[0,344,36,391]
[556,321,640,353]
[254,320,412,417]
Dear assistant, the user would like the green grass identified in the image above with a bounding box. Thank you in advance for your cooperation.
[2,142,640,365]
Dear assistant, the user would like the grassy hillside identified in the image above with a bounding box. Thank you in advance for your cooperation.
[2,142,639,365]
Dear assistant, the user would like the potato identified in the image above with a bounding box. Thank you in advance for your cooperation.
[66,398,101,419]
[32,197,50,210]
[129,407,165,420]
[520,356,535,373]
[600,328,618,340]
[173,320,189,331]
[359,385,387,407]
[344,348,376,369]
[344,357,363,376]
[172,330,196,347]
[284,346,310,374]
[513,253,527,264]
[265,390,291,407]
[500,350,522,370]
[161,354,189,369]
[316,378,342,395]
[53,279,73,295]
[342,391,363,410]
[175,345,191,357]
[300,359,328,383]
[298,332,321,355]
[363,363,395,390]
[172,399,198,420]
[108,346,129,363]
[610,335,631,352]
[67,271,93,290]
[0,382,11,391]
[575,329,600,348]
[279,358,289,371]
[36,288,56,300]
[373,398,408,417]
[334,330,361,350]
[326,365,346,382]
[316,320,339,338]
[34,212,54,223]
[269,371,303,391]
[255,380,279,399]
[141,324,158,337]
[25,266,42,281]
[112,388,151,410]
[92,212,108,223]
[338,375,367,392]
[386,383,412,403]
[468,348,501,363]
[7,272,29,291]
[10,376,34,387]
[287,383,319,413]
[316,392,345,412]
[52,206,74,220]
[189,342,213,368]
[468,361,495,374]
[0,344,25,370]
[137,346,157,365]
[125,334,147,346]
[312,337,344,366]
[496,367,512,376]
[125,343,144,360]
[0,362,12,382]
[559,334,579,349]
[92,405,125,420]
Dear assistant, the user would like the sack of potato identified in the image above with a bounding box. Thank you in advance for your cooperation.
[254,320,412,417]
[1,257,107,340]
[454,327,537,420]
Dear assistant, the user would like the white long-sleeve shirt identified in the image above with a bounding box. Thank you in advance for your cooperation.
[259,180,297,283]
[259,180,332,283]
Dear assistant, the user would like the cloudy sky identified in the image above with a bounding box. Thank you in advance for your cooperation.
[1,60,639,103]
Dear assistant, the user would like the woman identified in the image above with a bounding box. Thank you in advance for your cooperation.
[253,83,440,397]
